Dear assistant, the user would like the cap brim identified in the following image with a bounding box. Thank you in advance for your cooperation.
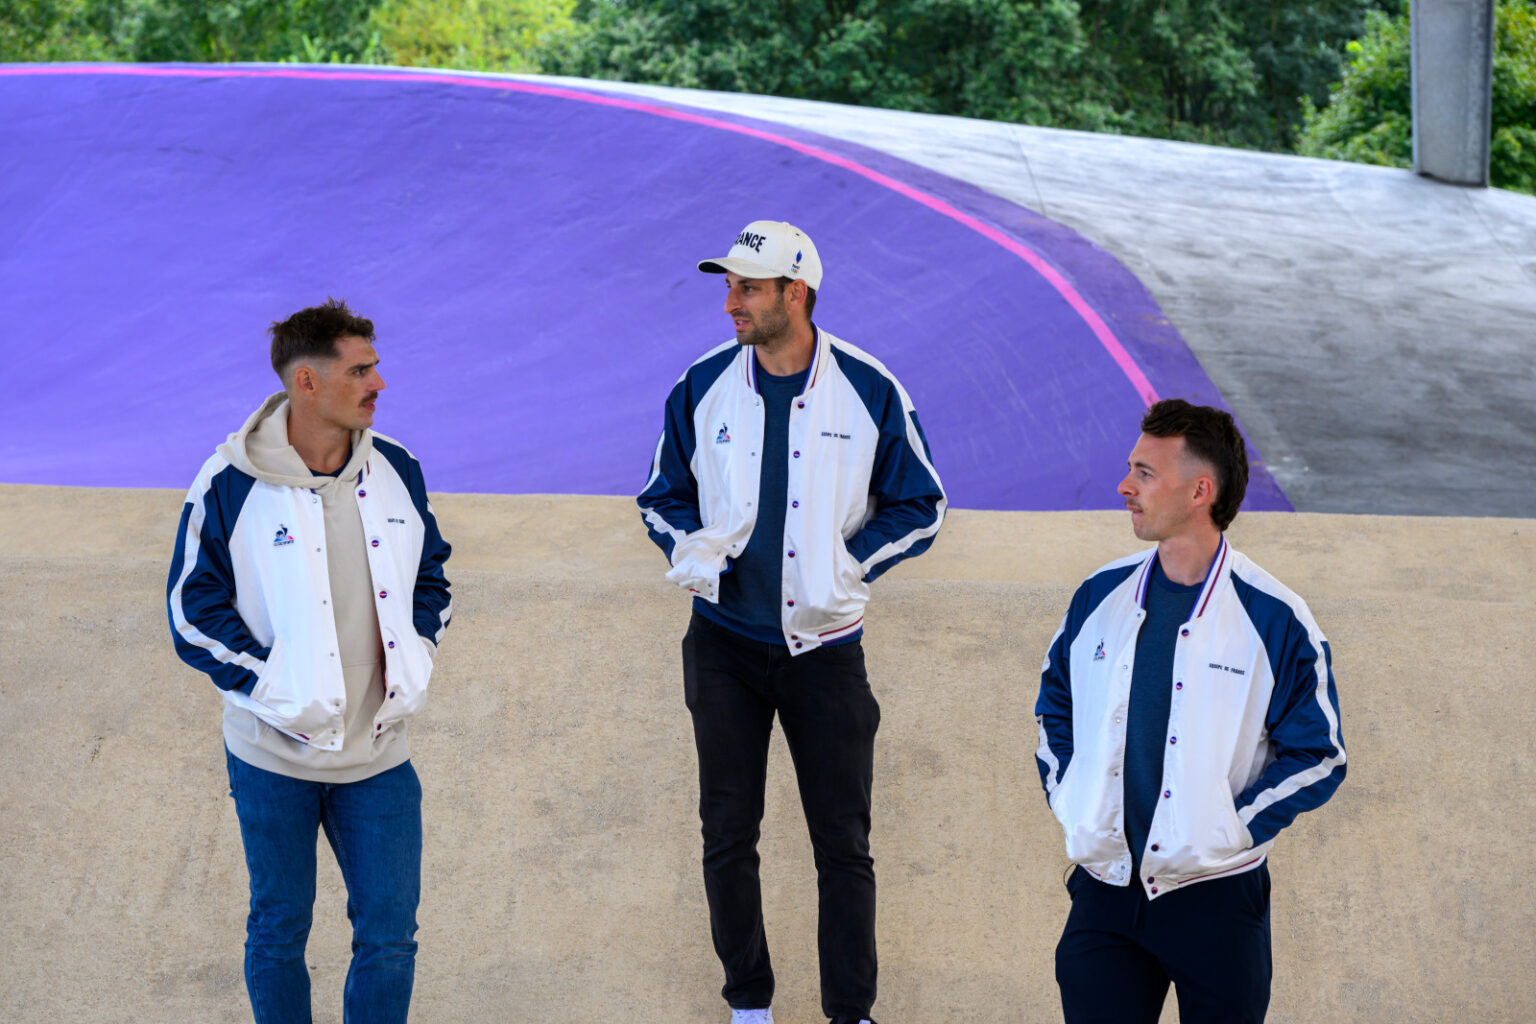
[697,256,781,279]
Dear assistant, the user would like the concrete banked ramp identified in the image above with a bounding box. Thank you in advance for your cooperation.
[3,487,1533,1022]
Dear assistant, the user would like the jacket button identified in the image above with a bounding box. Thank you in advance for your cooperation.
[358,490,367,497]
[1163,790,1172,798]
[792,450,800,458]
[1169,736,1177,744]
[1176,681,1183,690]
[1150,844,1160,852]
[1180,627,1190,636]
[796,400,805,408]
[791,500,799,508]
[388,691,395,699]
[371,539,380,547]
[379,590,388,599]
[387,641,395,649]
[786,599,795,607]
[787,550,796,558]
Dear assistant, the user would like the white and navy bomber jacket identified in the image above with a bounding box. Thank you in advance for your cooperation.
[167,433,452,751]
[638,327,946,653]
[1034,536,1346,899]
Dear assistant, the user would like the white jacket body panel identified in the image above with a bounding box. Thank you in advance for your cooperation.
[639,328,945,651]
[1035,538,1346,898]
[169,439,449,750]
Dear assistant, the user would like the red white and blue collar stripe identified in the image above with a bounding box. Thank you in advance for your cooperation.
[743,325,825,396]
[1134,535,1229,617]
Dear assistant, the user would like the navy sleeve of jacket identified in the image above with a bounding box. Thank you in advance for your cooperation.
[637,375,705,563]
[833,349,946,582]
[1232,575,1348,846]
[374,439,453,645]
[1033,563,1140,803]
[1034,583,1092,802]
[166,465,269,694]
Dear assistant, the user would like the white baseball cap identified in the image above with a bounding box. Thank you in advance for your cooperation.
[698,220,823,290]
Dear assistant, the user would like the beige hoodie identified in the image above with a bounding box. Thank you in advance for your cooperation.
[218,393,410,782]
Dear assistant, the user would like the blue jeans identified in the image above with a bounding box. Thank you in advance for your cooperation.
[225,750,422,1024]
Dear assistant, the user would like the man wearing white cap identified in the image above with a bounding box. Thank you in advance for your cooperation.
[638,220,946,1024]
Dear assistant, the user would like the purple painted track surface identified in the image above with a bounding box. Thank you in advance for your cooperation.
[0,64,1288,511]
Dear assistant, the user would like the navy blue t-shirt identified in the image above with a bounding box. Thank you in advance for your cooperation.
[696,364,807,644]
[1123,559,1201,873]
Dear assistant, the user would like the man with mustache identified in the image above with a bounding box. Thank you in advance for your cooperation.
[1034,399,1346,1023]
[639,220,946,1024]
[168,298,452,1023]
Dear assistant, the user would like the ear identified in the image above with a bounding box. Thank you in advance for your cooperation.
[290,363,318,396]
[1190,473,1216,509]
[785,278,807,311]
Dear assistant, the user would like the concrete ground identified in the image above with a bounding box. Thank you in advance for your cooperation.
[535,78,1536,517]
[3,484,1533,1022]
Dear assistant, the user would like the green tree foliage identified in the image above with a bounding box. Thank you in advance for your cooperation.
[540,0,1117,130]
[1491,0,1536,192]
[539,0,1395,151]
[8,0,1528,181]
[1297,11,1411,167]
[1231,0,1400,149]
[368,0,574,73]
[1300,0,1536,194]
[1077,0,1261,143]
[129,0,386,63]
[0,0,126,60]
[0,0,574,71]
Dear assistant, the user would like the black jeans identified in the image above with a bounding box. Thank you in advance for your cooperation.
[682,611,881,1023]
[1056,864,1273,1024]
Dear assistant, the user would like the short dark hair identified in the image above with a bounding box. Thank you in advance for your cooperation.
[776,276,817,319]
[269,298,375,381]
[1140,398,1249,531]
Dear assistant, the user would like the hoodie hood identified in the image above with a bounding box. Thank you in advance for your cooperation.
[219,392,373,490]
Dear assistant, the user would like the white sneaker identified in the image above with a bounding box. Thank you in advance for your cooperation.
[731,1009,773,1024]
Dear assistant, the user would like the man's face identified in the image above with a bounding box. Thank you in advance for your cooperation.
[310,334,385,432]
[1117,433,1210,542]
[723,272,792,347]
